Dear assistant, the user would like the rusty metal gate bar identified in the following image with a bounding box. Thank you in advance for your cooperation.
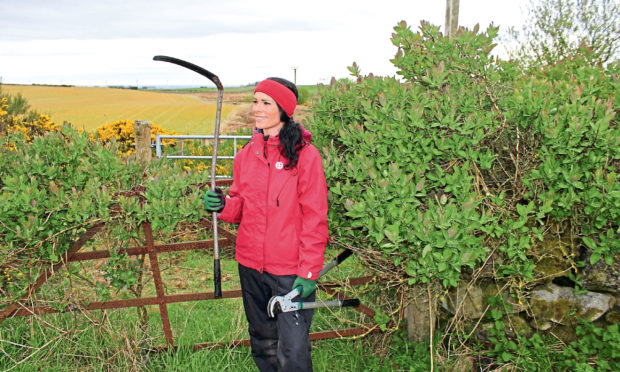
[0,222,105,322]
[143,222,174,345]
[7,276,377,319]
[0,215,382,350]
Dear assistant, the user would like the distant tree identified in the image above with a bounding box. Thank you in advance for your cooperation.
[506,0,620,65]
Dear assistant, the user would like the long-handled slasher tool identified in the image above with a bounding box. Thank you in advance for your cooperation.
[267,249,360,318]
[153,55,224,298]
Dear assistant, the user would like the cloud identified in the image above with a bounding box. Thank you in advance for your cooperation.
[0,1,525,86]
[1,0,347,41]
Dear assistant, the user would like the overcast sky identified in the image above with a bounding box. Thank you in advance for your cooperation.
[0,0,525,87]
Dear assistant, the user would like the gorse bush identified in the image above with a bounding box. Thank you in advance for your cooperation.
[0,97,6,120]
[95,119,178,156]
[0,94,60,141]
[4,92,30,116]
[94,119,236,175]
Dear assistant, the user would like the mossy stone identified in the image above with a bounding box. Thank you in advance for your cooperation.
[582,253,620,294]
[442,280,525,319]
[549,324,578,343]
[530,284,613,326]
[605,310,620,324]
[507,315,533,338]
[530,233,574,281]
[530,285,577,325]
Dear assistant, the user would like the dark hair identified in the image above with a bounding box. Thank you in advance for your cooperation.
[267,77,305,169]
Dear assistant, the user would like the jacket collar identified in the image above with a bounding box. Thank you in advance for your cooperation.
[252,125,313,144]
[252,129,279,145]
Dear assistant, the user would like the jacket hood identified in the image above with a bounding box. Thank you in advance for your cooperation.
[253,124,313,143]
[300,125,313,142]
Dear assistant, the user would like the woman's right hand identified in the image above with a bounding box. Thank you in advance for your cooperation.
[204,187,225,213]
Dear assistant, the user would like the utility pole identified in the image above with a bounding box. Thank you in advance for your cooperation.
[292,66,297,85]
[445,0,460,38]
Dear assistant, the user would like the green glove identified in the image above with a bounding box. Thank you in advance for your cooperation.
[203,187,225,213]
[292,276,317,298]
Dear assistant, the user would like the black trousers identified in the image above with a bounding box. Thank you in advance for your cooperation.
[238,264,315,372]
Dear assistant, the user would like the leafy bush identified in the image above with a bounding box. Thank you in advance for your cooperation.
[509,55,619,265]
[562,322,620,371]
[309,22,510,287]
[483,301,620,371]
[0,125,207,300]
[308,20,618,290]
[307,18,618,370]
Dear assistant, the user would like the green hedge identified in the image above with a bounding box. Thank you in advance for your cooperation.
[307,21,619,289]
[0,126,206,299]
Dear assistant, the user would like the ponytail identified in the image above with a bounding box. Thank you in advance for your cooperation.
[278,114,305,169]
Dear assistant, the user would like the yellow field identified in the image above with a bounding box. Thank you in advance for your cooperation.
[1,85,239,134]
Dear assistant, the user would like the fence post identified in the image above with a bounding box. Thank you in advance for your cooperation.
[445,0,460,38]
[134,120,152,163]
[406,285,436,343]
[156,134,162,158]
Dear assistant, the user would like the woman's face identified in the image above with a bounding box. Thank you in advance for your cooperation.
[253,92,283,136]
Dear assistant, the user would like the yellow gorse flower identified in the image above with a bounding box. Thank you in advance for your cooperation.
[94,120,179,156]
[1,102,59,142]
[0,97,8,117]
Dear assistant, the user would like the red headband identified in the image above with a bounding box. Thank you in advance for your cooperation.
[254,79,297,117]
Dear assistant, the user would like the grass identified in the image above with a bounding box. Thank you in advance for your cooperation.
[6,226,582,371]
[1,85,240,134]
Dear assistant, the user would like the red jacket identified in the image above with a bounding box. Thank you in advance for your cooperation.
[218,127,328,280]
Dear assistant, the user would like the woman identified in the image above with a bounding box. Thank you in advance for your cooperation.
[203,77,329,372]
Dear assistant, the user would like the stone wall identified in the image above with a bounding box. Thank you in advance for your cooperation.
[437,239,619,342]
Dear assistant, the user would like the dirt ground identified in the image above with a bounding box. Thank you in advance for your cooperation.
[188,91,310,134]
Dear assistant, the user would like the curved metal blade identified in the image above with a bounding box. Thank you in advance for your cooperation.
[153,55,223,91]
[267,296,280,318]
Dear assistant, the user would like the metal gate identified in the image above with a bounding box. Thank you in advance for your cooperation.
[0,182,381,351]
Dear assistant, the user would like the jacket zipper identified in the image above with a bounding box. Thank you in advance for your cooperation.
[262,139,271,274]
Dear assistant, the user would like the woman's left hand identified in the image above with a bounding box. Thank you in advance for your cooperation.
[292,277,317,298]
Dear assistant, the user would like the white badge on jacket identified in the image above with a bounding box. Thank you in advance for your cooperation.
[275,161,284,170]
